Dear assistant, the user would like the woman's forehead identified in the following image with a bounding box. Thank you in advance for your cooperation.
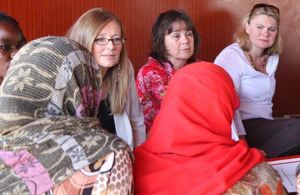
[169,21,189,31]
[250,14,278,27]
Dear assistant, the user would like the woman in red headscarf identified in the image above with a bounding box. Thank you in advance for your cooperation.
[133,61,286,194]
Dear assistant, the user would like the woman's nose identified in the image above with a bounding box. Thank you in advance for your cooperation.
[106,40,115,49]
[181,35,189,43]
[262,28,270,37]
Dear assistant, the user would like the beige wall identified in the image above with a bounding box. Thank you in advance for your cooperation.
[1,0,299,115]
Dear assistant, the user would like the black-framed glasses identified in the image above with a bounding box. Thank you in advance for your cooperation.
[94,37,125,45]
[249,3,280,18]
[0,42,25,53]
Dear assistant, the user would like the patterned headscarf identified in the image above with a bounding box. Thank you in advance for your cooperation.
[0,36,131,194]
[0,36,102,133]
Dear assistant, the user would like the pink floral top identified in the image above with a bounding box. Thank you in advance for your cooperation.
[136,57,176,134]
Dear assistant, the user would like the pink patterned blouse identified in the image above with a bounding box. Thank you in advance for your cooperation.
[136,57,176,134]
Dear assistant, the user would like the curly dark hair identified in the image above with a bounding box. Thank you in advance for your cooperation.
[0,12,26,43]
[0,12,20,25]
[150,9,200,66]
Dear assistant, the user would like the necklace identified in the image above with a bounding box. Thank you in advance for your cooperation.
[248,53,268,72]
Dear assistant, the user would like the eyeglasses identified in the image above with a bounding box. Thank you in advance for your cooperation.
[0,42,25,53]
[94,37,125,45]
[249,3,280,18]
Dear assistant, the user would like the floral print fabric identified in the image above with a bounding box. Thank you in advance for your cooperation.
[136,57,176,134]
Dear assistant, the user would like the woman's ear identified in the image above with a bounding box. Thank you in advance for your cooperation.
[245,22,250,34]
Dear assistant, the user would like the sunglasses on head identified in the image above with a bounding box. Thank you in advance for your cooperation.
[249,3,280,18]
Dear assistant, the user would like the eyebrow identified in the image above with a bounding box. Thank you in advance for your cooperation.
[255,23,277,28]
[0,38,12,42]
[98,33,121,37]
[0,38,26,46]
[170,28,192,32]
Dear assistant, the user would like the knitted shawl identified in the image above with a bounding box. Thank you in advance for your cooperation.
[0,36,131,194]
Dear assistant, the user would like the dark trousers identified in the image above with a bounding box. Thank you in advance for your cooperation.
[243,118,300,159]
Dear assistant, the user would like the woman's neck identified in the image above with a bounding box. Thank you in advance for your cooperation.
[100,67,108,78]
[249,49,263,58]
[246,50,269,73]
[101,78,108,100]
[169,59,186,71]
[248,49,268,62]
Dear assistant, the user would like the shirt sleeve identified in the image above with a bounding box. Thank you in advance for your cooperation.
[127,60,146,147]
[214,49,242,92]
[136,63,170,133]
[233,110,246,135]
[214,47,246,136]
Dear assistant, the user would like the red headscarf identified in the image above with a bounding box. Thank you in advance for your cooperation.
[133,61,265,195]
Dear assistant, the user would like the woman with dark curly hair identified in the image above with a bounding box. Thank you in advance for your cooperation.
[136,9,200,134]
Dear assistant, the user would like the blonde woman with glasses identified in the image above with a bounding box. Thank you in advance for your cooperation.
[214,4,300,159]
[66,8,146,149]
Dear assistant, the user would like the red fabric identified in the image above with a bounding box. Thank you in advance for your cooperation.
[133,61,265,195]
[136,57,176,134]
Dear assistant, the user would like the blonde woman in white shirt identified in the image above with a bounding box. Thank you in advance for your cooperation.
[215,3,300,158]
[66,8,146,149]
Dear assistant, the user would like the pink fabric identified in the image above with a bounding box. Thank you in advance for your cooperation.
[77,86,101,117]
[0,150,54,195]
[133,61,265,195]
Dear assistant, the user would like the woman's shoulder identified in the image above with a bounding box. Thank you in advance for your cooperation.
[215,43,245,63]
[138,57,167,74]
[269,54,279,61]
[218,43,244,56]
[268,54,279,68]
[144,57,161,67]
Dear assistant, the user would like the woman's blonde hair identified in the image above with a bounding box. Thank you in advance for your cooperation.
[66,8,128,114]
[234,4,282,55]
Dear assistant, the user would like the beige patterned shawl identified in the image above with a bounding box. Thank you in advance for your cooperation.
[0,36,131,194]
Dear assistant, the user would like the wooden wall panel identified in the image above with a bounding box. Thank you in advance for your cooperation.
[1,0,299,116]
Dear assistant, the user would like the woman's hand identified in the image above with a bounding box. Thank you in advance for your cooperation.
[239,135,267,156]
[258,149,267,156]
